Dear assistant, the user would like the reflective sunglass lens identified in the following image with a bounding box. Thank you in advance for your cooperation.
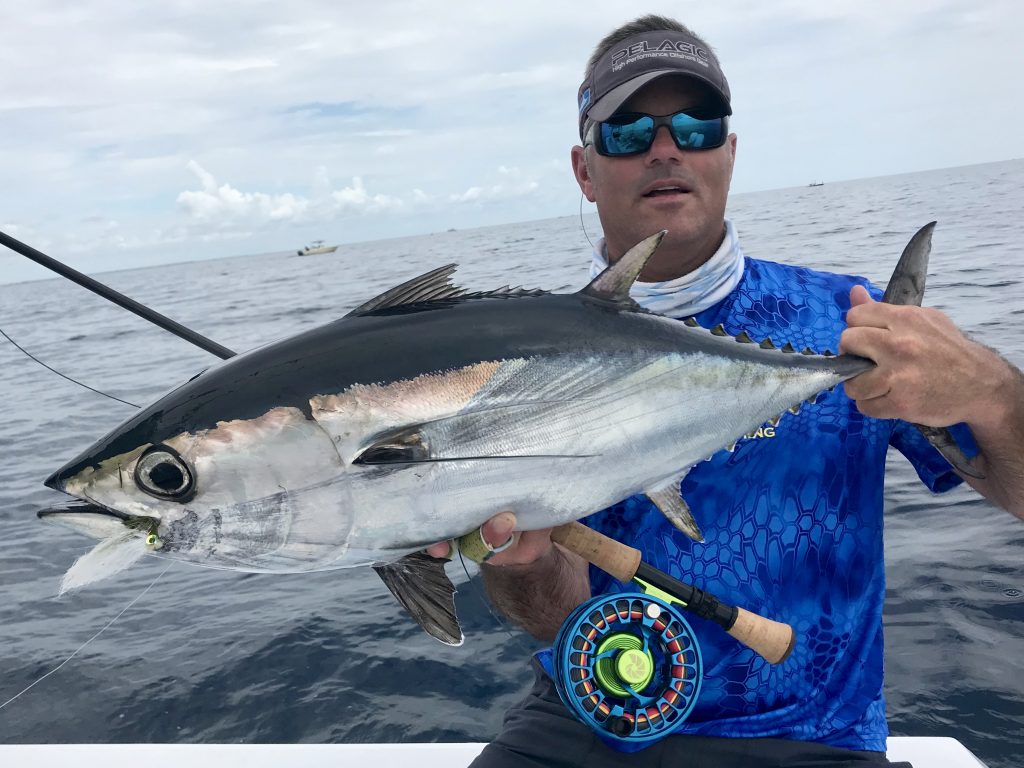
[595,112,725,155]
[670,113,723,149]
[599,116,654,155]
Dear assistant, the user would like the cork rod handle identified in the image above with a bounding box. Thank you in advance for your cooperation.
[551,522,795,665]
[551,521,641,582]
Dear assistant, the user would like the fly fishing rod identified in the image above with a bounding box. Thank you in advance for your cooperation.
[542,522,794,749]
[0,230,236,360]
[551,522,795,665]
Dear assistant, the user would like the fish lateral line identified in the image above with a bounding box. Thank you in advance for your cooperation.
[355,453,598,466]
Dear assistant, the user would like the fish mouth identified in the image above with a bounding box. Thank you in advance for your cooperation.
[37,498,158,541]
[37,498,131,522]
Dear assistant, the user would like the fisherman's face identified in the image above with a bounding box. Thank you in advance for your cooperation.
[572,76,737,281]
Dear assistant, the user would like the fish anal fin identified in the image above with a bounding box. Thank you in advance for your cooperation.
[580,231,666,305]
[646,480,704,543]
[373,552,464,646]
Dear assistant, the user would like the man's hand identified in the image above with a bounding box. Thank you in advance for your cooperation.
[840,285,1006,429]
[426,512,590,641]
[426,512,555,567]
[841,284,1024,518]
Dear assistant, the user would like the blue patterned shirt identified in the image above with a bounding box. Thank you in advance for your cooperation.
[579,255,977,751]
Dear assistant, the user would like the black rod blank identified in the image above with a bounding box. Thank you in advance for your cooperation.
[0,230,236,360]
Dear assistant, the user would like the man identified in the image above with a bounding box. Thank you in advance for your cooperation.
[430,14,1024,767]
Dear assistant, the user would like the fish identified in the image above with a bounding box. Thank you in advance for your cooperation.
[37,224,975,645]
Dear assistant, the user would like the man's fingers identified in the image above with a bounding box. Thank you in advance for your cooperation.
[427,511,557,568]
[490,528,556,566]
[853,393,900,420]
[842,367,891,402]
[845,287,922,331]
[849,284,874,308]
[839,325,887,359]
[426,541,451,559]
[424,512,517,562]
[481,512,517,551]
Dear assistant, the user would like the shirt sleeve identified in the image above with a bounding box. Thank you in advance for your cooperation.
[889,420,980,493]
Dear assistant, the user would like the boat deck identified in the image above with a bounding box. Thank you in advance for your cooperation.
[0,737,989,766]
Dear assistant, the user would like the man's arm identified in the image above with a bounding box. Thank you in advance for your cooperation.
[840,285,1024,518]
[427,513,592,641]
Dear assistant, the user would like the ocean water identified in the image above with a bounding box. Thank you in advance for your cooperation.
[1,159,1022,766]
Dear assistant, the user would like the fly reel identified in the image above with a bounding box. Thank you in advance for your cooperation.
[551,592,702,750]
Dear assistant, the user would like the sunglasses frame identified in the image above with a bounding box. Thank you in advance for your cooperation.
[587,110,729,157]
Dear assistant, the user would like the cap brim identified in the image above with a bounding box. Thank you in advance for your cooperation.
[587,70,732,123]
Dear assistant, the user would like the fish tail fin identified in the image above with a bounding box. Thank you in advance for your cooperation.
[884,222,984,479]
[881,221,934,307]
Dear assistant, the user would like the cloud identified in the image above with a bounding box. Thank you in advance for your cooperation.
[330,177,405,214]
[284,102,362,119]
[1,0,1021,287]
[176,160,547,231]
[176,161,311,225]
[448,166,541,204]
[176,162,417,230]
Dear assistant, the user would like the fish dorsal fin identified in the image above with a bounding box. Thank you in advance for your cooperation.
[646,473,704,543]
[346,264,464,316]
[347,264,547,318]
[579,230,666,304]
[373,552,463,645]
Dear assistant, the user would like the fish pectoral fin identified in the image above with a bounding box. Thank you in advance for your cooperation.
[915,423,986,480]
[646,478,704,543]
[354,423,594,465]
[373,552,464,646]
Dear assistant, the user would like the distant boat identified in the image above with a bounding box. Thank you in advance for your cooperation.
[808,181,824,187]
[296,240,339,256]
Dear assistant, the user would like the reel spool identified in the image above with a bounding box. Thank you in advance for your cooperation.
[550,592,702,750]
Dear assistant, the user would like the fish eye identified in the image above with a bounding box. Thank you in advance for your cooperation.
[134,445,196,501]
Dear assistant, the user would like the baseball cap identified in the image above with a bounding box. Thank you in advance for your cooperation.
[577,29,732,139]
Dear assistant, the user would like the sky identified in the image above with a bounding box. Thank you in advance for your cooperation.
[1,0,1022,284]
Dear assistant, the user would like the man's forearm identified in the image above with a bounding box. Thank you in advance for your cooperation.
[964,353,1024,519]
[480,544,591,642]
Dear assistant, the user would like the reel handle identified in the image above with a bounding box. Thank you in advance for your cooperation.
[552,522,795,665]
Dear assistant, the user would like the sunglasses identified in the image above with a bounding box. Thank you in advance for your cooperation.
[589,110,729,157]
